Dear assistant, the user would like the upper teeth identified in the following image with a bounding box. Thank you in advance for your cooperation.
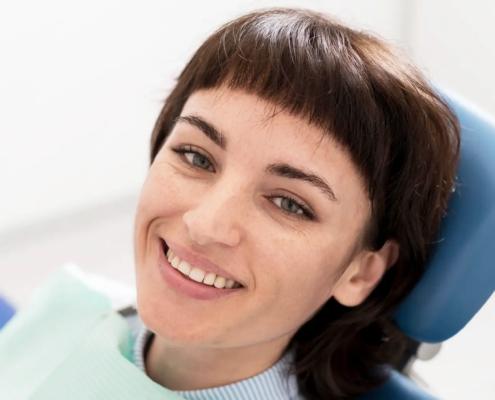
[166,248,241,289]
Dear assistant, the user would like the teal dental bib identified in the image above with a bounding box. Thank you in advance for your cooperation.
[0,266,183,399]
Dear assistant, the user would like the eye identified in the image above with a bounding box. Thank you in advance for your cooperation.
[172,146,214,172]
[270,195,315,221]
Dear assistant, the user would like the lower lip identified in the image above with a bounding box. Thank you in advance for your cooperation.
[157,242,242,300]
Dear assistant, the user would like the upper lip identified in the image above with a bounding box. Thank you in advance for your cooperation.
[162,238,245,287]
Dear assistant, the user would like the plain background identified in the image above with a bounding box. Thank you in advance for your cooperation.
[1,1,494,398]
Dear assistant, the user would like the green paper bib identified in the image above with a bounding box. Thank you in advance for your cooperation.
[0,265,183,399]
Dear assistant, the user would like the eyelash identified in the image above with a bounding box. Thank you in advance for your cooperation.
[270,193,315,221]
[171,145,315,221]
[172,145,215,171]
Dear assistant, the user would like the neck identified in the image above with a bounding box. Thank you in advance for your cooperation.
[145,334,291,391]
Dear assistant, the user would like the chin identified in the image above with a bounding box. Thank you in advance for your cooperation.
[135,281,223,347]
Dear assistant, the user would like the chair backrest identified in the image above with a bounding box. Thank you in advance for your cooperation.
[363,89,495,398]
[395,88,495,343]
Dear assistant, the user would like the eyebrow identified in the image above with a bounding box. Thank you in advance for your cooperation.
[265,163,339,203]
[173,114,338,204]
[174,115,227,150]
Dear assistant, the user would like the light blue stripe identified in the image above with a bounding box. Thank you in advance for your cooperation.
[215,388,230,400]
[265,367,282,399]
[210,389,223,400]
[237,379,254,400]
[248,372,269,399]
[203,389,217,400]
[258,370,274,399]
[200,389,214,400]
[234,379,250,400]
[222,384,237,399]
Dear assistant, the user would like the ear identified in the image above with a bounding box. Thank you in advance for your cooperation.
[333,239,400,307]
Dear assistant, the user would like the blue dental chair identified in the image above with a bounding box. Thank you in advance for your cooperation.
[363,88,495,399]
[0,90,494,399]
[0,296,14,331]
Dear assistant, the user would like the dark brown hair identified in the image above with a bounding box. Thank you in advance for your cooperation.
[149,8,461,399]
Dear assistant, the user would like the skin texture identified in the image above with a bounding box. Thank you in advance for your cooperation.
[133,87,399,391]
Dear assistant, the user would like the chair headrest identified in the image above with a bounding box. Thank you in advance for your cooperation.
[395,88,495,343]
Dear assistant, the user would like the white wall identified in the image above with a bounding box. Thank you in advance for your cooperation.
[409,1,495,115]
[0,0,406,235]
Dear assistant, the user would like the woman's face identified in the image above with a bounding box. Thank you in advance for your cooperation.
[134,87,371,349]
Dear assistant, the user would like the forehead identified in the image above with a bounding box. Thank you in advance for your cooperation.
[181,88,364,180]
[181,88,352,167]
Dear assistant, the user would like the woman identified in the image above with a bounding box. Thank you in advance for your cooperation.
[130,7,460,399]
[2,7,460,400]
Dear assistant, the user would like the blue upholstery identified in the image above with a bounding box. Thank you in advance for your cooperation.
[363,91,495,398]
[396,88,495,343]
[0,295,15,330]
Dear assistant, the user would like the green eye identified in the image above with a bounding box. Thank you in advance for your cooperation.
[281,198,302,214]
[186,153,212,170]
[171,146,215,172]
[271,196,311,220]
[279,197,303,214]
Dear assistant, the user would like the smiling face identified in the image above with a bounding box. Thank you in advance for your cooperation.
[134,87,378,350]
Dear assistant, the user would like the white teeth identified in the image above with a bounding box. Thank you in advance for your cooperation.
[203,272,216,286]
[189,267,206,283]
[171,256,180,269]
[166,249,241,289]
[214,275,226,289]
[178,260,192,275]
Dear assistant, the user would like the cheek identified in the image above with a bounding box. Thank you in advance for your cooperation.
[135,160,201,232]
[256,242,338,323]
[283,258,335,306]
[133,164,188,266]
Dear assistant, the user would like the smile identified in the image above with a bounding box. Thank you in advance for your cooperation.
[166,248,242,289]
[157,239,244,300]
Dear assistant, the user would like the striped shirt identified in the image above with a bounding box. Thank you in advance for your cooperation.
[125,311,303,400]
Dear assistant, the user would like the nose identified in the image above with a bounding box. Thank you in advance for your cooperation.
[182,181,244,247]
